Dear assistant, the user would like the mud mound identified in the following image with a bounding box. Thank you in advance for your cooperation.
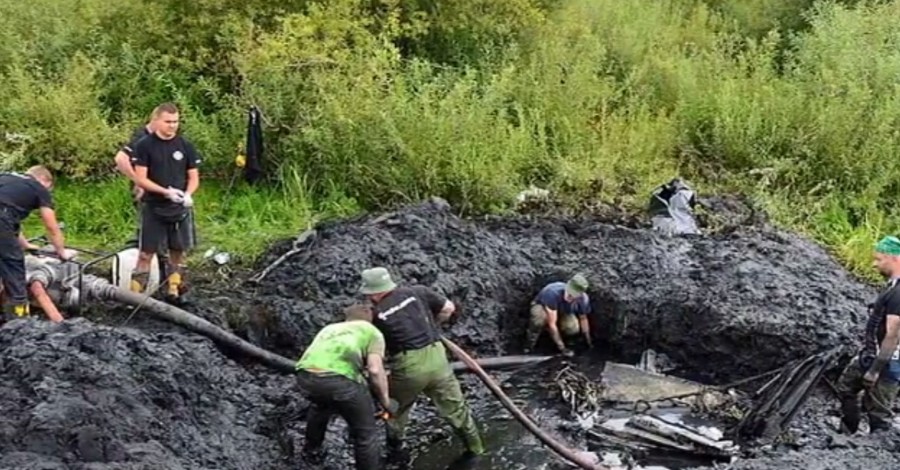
[0,318,301,470]
[253,198,874,382]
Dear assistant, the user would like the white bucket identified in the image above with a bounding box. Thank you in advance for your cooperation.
[111,248,161,292]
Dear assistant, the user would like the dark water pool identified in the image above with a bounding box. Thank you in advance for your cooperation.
[406,354,725,470]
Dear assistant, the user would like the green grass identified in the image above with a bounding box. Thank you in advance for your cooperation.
[20,173,322,264]
[7,0,900,283]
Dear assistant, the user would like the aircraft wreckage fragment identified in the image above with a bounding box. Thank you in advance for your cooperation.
[561,347,844,461]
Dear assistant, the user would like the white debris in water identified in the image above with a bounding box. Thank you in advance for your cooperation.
[600,417,630,432]
[601,452,624,466]
[697,425,723,441]
[599,452,669,470]
[576,412,597,430]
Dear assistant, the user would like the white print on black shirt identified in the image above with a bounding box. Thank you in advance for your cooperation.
[378,297,415,321]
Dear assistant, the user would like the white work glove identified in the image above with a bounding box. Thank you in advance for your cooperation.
[182,192,194,208]
[165,187,185,204]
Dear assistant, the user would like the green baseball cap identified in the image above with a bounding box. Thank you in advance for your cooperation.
[359,267,397,295]
[876,236,900,256]
[565,273,589,297]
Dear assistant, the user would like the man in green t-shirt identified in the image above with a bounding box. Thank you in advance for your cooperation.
[295,304,395,470]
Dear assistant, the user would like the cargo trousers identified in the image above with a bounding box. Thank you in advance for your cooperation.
[296,370,380,470]
[0,212,28,319]
[836,357,899,433]
[388,341,484,454]
[525,303,580,349]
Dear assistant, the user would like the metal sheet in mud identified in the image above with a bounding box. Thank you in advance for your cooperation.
[601,362,706,403]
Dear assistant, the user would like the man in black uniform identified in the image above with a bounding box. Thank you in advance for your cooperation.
[130,102,201,304]
[836,235,900,434]
[0,166,69,321]
[358,267,484,464]
[114,107,196,278]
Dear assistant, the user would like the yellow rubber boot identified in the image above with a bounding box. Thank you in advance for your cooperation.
[12,304,29,317]
[166,270,182,299]
[130,271,149,293]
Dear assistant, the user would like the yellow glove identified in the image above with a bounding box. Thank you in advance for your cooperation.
[235,154,246,168]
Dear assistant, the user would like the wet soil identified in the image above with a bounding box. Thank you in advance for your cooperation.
[250,197,873,383]
[0,197,897,469]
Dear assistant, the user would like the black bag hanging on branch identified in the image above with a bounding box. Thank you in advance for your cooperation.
[243,106,264,184]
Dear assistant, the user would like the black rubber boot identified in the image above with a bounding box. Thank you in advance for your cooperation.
[385,437,410,469]
[839,404,861,434]
[300,446,325,466]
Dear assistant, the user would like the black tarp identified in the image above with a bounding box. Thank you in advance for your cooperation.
[244,106,264,184]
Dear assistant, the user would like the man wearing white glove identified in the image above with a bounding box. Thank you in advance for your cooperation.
[130,102,201,305]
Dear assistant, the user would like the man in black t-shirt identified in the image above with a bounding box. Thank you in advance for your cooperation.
[115,122,154,207]
[359,267,484,464]
[0,166,69,321]
[836,235,900,434]
[130,102,201,305]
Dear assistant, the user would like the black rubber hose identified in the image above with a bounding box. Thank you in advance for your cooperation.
[440,337,604,470]
[110,288,299,373]
[107,285,554,375]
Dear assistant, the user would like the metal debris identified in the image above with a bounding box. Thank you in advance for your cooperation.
[733,346,844,444]
[590,414,738,459]
[600,362,734,411]
[555,365,606,428]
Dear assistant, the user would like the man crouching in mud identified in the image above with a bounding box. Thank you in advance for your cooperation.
[837,235,900,434]
[295,304,396,470]
[525,273,593,356]
[359,267,485,466]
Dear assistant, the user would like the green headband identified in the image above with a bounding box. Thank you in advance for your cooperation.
[875,236,900,256]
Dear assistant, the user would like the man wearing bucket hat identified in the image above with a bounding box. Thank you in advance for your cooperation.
[359,267,485,464]
[835,235,900,434]
[525,273,592,357]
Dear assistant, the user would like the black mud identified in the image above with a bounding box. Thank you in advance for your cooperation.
[0,197,894,470]
[0,319,304,470]
[252,198,873,382]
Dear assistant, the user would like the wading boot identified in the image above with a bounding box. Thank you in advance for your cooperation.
[165,266,188,306]
[130,271,149,294]
[445,450,484,470]
[839,404,860,434]
[300,446,325,466]
[524,327,540,354]
[385,437,410,469]
[1,303,30,323]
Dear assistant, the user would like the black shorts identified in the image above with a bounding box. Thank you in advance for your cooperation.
[139,203,195,254]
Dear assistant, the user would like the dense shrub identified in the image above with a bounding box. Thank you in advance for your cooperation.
[4,0,900,273]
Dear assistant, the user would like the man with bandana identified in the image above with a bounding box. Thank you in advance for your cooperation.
[836,235,900,434]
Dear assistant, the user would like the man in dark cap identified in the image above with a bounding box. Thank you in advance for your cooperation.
[525,273,593,356]
[359,267,485,464]
[836,235,900,434]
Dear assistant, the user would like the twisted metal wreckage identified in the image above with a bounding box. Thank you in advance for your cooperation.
[553,347,846,467]
[13,244,849,470]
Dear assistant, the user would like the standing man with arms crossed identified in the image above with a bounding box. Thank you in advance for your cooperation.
[295,304,395,470]
[0,166,69,321]
[836,235,900,434]
[130,103,199,305]
[359,267,485,466]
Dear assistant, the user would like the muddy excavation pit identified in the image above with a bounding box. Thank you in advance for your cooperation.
[2,197,900,470]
